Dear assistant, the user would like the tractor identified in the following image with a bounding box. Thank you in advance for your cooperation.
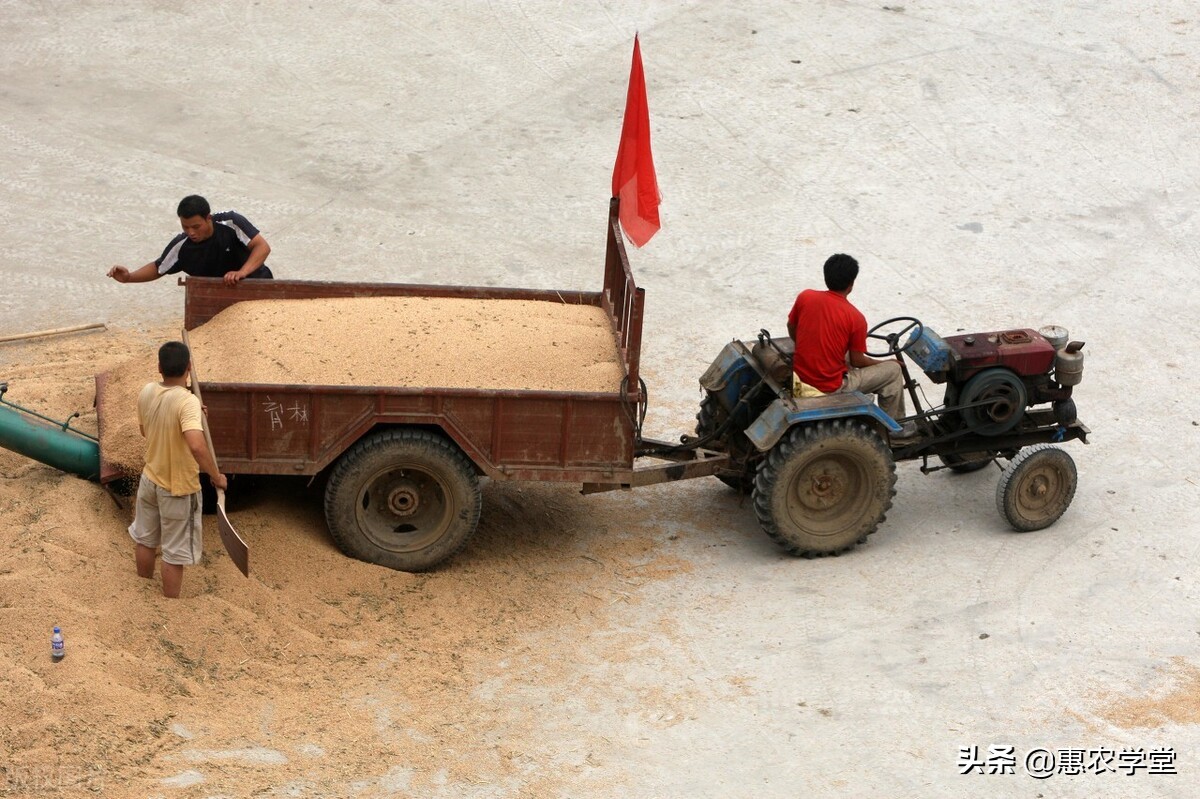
[687,317,1088,556]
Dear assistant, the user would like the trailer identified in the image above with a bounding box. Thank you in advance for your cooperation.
[92,202,728,570]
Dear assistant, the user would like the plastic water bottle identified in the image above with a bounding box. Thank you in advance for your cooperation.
[51,626,64,661]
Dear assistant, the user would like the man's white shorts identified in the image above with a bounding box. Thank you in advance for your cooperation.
[128,474,203,566]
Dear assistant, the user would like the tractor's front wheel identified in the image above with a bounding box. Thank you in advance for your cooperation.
[324,429,482,571]
[995,444,1077,532]
[753,420,896,557]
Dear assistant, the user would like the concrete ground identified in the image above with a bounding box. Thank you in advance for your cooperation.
[2,1,1199,796]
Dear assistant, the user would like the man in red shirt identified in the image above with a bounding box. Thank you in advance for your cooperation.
[787,253,915,437]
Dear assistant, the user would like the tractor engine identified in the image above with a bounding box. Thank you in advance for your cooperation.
[906,325,1084,435]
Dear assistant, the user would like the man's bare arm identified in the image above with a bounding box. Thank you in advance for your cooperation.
[107,262,161,283]
[183,428,228,491]
[225,234,271,285]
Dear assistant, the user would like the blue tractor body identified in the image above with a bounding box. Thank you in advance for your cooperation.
[696,337,900,456]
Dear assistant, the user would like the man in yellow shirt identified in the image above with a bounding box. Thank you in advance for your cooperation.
[128,341,227,598]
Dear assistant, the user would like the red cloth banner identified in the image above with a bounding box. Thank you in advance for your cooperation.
[611,35,660,247]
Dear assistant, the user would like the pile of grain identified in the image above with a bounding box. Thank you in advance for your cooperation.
[0,324,700,798]
[98,295,625,475]
[196,296,623,390]
[98,350,158,476]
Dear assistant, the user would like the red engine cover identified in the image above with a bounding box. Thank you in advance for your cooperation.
[943,328,1056,380]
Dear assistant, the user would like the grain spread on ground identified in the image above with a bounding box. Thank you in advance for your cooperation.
[0,325,702,798]
[98,296,625,476]
[1095,657,1200,729]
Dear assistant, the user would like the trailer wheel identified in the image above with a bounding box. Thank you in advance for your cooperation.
[753,419,896,557]
[695,393,755,494]
[995,444,1076,532]
[324,429,481,571]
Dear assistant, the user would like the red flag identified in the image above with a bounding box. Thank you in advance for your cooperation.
[612,35,660,247]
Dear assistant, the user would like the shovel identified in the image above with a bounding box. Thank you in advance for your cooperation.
[181,330,249,577]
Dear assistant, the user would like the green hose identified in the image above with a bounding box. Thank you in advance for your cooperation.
[0,384,100,480]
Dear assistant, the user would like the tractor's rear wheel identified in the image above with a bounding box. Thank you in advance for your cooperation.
[696,393,755,494]
[753,419,896,557]
[324,429,481,571]
[995,444,1077,531]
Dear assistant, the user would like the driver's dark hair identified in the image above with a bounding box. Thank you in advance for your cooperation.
[158,341,190,378]
[177,195,210,219]
[823,253,859,291]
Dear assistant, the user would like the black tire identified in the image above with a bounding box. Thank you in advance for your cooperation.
[696,393,755,494]
[938,452,993,474]
[995,444,1077,532]
[324,429,481,571]
[753,419,896,557]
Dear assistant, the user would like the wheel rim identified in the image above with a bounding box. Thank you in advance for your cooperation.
[1013,459,1069,524]
[784,448,872,538]
[355,463,454,553]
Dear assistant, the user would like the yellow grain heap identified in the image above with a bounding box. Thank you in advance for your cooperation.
[99,296,625,474]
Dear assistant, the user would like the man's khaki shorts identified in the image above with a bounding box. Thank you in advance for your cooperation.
[128,474,203,566]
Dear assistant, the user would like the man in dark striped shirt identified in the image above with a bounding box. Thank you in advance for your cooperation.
[108,195,274,287]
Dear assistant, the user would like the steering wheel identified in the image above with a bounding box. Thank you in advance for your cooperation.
[866,316,924,358]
